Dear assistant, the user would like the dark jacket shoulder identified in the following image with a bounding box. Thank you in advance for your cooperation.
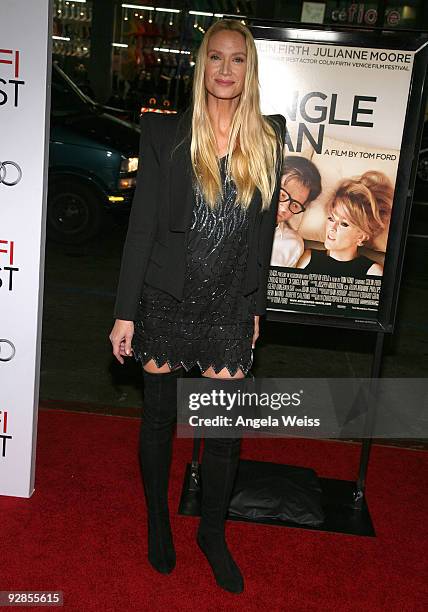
[264,113,287,136]
[138,110,181,132]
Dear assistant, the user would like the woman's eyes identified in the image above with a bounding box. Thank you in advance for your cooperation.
[208,55,245,63]
[328,215,349,227]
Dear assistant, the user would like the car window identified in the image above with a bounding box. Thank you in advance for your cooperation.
[51,69,92,116]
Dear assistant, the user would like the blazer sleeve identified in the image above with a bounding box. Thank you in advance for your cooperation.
[254,114,287,316]
[113,113,161,320]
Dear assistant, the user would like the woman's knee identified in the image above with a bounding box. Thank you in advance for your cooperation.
[142,359,183,375]
[201,366,246,380]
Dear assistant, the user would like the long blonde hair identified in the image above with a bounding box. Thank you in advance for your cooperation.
[191,19,282,211]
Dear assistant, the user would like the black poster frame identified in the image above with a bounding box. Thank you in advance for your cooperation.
[249,23,428,333]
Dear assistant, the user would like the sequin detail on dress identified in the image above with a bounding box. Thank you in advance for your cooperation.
[132,156,256,376]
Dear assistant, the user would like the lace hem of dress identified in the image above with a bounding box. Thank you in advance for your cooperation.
[131,345,253,377]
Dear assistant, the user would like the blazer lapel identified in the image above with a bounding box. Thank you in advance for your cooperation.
[169,109,194,232]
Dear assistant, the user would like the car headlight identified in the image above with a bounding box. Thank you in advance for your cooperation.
[120,157,139,173]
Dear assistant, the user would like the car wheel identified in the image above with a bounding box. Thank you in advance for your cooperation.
[47,178,104,244]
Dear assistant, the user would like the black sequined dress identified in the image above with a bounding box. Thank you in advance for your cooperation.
[132,156,256,376]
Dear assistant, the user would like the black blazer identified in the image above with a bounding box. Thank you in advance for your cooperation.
[113,108,286,320]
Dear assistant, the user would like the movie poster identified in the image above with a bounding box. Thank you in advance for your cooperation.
[255,38,414,322]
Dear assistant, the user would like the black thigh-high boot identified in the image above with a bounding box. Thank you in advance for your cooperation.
[139,367,182,574]
[196,377,244,593]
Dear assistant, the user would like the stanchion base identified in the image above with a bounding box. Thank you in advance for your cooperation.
[178,459,375,537]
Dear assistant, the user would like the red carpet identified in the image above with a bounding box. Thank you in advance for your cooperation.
[1,409,427,611]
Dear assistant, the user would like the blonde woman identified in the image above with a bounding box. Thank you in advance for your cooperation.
[109,20,286,594]
[298,170,393,276]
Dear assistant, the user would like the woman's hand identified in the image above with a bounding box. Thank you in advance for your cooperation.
[252,315,260,349]
[109,319,135,365]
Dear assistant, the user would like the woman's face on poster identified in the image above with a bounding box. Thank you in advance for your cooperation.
[325,205,368,254]
[277,176,310,224]
[204,30,247,101]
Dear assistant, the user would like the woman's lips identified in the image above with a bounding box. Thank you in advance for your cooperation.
[215,79,234,85]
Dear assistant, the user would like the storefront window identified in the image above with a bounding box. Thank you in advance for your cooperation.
[110,2,256,113]
[112,4,191,113]
[52,0,93,97]
[52,0,92,58]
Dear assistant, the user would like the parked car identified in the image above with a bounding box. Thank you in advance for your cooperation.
[48,63,140,243]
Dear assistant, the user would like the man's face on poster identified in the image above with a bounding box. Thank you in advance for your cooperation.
[277,176,310,224]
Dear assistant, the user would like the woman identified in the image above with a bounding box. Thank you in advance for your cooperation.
[298,170,393,276]
[109,19,286,595]
[271,156,322,268]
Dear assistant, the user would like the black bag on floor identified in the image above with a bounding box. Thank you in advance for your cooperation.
[228,458,325,526]
[182,437,325,527]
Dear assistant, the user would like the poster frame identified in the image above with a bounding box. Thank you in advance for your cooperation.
[250,22,428,333]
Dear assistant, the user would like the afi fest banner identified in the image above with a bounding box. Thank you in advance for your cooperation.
[255,31,424,329]
[0,0,52,496]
